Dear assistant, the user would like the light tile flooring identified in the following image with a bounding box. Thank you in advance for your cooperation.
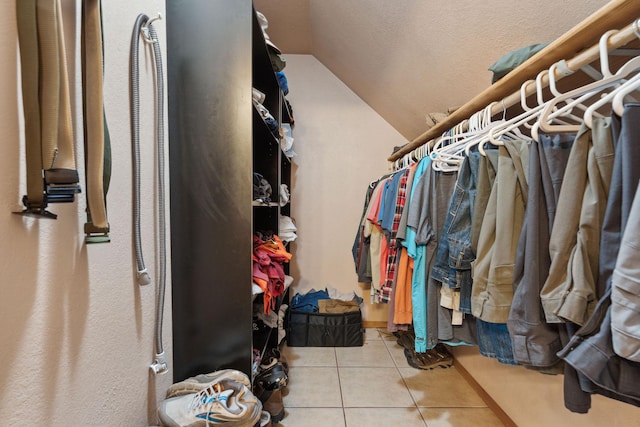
[275,328,505,427]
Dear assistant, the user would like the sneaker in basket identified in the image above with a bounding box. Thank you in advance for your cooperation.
[159,381,261,427]
[166,369,251,399]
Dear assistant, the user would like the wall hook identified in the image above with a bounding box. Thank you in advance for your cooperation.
[142,12,162,44]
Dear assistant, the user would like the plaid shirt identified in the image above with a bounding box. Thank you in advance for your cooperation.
[379,170,409,303]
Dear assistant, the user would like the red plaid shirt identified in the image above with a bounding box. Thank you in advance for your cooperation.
[379,170,409,303]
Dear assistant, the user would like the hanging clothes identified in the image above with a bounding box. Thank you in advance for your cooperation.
[471,139,530,323]
[540,120,615,325]
[405,157,432,352]
[352,180,379,283]
[471,147,519,365]
[431,151,481,315]
[507,132,575,369]
[356,13,640,413]
[392,162,420,329]
[408,161,461,349]
[559,105,640,410]
[611,181,640,362]
[379,169,409,303]
[363,177,390,302]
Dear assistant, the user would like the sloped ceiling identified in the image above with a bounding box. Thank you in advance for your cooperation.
[254,0,609,142]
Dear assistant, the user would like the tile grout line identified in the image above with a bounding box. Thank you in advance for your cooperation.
[379,328,430,426]
[282,329,506,426]
[334,347,348,426]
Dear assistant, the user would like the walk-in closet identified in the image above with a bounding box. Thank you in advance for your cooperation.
[3,0,640,426]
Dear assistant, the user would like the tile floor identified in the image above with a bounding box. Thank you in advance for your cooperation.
[275,328,505,427]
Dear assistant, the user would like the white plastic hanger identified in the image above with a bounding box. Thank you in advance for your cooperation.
[534,29,640,134]
[599,29,619,79]
[479,104,542,155]
[585,65,640,127]
[433,103,502,164]
[462,102,506,156]
[611,21,640,117]
[475,78,543,154]
[530,62,597,140]
[538,67,586,126]
[430,110,488,171]
[435,111,483,154]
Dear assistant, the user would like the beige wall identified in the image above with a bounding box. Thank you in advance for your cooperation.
[254,0,311,54]
[0,1,171,425]
[283,55,407,323]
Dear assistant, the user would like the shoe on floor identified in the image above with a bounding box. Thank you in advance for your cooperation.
[258,410,272,427]
[166,369,251,399]
[433,343,453,363]
[259,389,285,424]
[403,344,453,370]
[396,330,416,350]
[159,381,261,426]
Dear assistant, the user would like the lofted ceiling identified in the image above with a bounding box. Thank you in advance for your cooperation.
[254,0,610,144]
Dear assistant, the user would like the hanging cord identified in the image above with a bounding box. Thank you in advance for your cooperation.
[130,13,151,286]
[130,12,168,375]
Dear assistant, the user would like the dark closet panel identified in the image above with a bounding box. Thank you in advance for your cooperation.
[166,0,253,382]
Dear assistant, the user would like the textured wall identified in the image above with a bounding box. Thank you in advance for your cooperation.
[0,0,171,425]
[256,0,609,141]
[283,55,407,323]
[254,0,311,54]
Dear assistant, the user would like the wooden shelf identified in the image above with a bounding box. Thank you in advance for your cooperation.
[389,0,640,161]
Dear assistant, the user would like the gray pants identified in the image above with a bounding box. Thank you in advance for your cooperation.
[508,132,574,367]
[611,181,640,361]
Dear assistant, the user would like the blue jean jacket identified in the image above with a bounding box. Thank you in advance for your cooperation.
[431,152,480,314]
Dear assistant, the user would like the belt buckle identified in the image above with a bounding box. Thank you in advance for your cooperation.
[84,223,111,244]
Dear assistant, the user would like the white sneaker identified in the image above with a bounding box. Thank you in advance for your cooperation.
[166,369,251,399]
[159,381,262,427]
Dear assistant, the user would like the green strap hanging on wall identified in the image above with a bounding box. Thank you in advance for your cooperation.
[82,0,111,243]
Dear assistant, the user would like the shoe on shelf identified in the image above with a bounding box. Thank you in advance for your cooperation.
[261,347,289,376]
[166,369,251,399]
[159,381,261,427]
[254,360,288,392]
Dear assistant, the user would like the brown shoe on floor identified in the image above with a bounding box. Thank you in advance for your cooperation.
[258,410,272,427]
[396,330,416,350]
[260,388,285,423]
[404,344,453,370]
